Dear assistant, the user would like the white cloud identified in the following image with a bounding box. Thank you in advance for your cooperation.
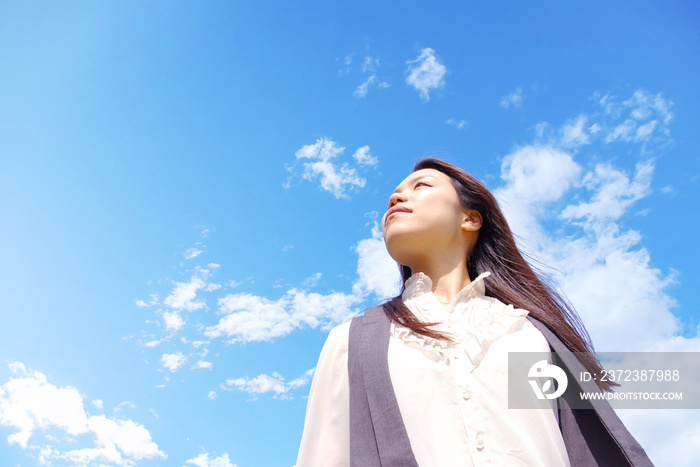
[561,161,653,224]
[204,288,359,343]
[660,185,674,195]
[117,401,136,411]
[286,138,377,199]
[500,87,523,109]
[134,209,395,349]
[163,311,185,333]
[226,373,287,396]
[163,266,219,313]
[164,276,206,311]
[560,115,590,147]
[446,118,468,130]
[202,222,402,344]
[287,368,316,390]
[92,399,104,410]
[493,118,689,354]
[186,451,236,467]
[499,146,580,204]
[405,48,446,101]
[597,90,673,144]
[193,360,213,370]
[352,56,389,98]
[352,223,402,301]
[353,75,390,98]
[303,272,322,288]
[616,409,700,467]
[160,352,187,372]
[352,146,377,166]
[0,362,165,465]
[337,54,352,76]
[223,368,314,399]
[185,247,203,260]
[495,146,581,246]
[361,56,379,73]
[354,75,376,98]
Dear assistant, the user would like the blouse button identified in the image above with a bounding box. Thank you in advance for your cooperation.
[476,438,485,451]
[462,390,471,400]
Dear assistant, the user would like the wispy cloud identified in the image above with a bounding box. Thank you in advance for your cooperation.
[200,222,400,344]
[0,362,165,465]
[185,247,203,260]
[343,54,390,98]
[186,451,236,467]
[500,87,523,109]
[530,90,673,154]
[446,118,468,130]
[221,368,315,400]
[405,48,446,101]
[285,137,377,199]
[352,145,377,166]
[598,90,673,144]
[337,54,352,76]
[303,272,322,288]
[141,221,400,351]
[354,75,376,98]
[560,115,590,147]
[561,161,653,224]
[163,267,212,311]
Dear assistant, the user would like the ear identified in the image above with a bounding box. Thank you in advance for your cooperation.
[461,209,483,232]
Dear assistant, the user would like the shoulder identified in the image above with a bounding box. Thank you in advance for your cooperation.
[520,318,551,352]
[326,320,351,347]
[318,320,351,360]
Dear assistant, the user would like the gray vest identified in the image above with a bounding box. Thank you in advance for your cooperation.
[348,306,654,467]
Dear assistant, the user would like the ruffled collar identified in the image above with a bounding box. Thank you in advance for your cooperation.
[392,271,528,370]
[401,271,491,322]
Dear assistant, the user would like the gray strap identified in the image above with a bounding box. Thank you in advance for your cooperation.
[349,314,381,466]
[349,307,419,467]
[527,317,653,466]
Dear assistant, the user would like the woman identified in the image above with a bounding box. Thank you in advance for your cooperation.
[297,158,651,466]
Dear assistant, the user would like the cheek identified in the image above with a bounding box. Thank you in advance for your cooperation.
[423,200,463,231]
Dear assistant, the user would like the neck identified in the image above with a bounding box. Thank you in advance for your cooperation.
[410,256,471,305]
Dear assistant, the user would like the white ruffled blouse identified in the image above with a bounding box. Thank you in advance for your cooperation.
[297,272,570,467]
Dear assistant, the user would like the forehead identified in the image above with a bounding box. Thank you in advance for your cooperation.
[393,168,451,191]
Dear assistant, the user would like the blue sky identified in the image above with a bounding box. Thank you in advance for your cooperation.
[1,1,699,465]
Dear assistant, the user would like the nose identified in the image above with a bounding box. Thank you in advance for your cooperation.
[388,190,407,208]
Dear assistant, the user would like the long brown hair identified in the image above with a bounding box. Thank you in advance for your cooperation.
[382,158,616,390]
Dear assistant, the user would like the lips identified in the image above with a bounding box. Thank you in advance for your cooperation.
[385,205,410,220]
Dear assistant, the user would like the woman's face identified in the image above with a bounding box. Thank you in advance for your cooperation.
[382,168,471,267]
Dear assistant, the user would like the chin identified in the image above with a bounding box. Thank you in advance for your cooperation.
[383,240,418,270]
